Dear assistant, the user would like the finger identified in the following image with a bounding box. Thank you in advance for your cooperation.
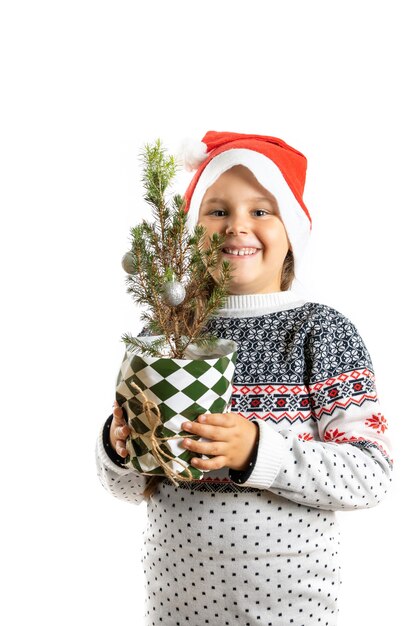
[182,437,223,456]
[197,413,234,427]
[190,455,226,471]
[115,425,130,439]
[116,440,128,457]
[181,419,229,441]
[113,403,126,424]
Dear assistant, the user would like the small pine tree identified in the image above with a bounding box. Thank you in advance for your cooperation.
[121,138,233,359]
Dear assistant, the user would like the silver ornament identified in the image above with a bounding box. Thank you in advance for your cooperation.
[121,251,137,274]
[162,280,186,306]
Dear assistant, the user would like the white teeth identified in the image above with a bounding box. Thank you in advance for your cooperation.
[223,247,258,256]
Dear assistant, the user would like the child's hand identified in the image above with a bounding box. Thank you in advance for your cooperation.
[110,401,131,458]
[181,413,259,472]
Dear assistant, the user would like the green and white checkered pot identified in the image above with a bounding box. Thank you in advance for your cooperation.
[115,337,238,482]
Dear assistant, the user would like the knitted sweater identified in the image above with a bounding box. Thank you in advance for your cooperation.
[95,290,393,626]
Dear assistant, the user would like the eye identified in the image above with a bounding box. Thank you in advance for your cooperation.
[208,209,270,217]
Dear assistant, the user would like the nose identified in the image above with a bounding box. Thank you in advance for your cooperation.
[224,212,250,235]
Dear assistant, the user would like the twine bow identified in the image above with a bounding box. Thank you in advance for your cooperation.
[128,381,202,487]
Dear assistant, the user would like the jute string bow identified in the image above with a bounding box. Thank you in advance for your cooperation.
[129,381,203,487]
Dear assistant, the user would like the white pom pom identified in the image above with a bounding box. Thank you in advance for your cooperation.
[176,137,208,171]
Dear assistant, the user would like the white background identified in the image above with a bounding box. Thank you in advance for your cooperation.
[1,1,414,624]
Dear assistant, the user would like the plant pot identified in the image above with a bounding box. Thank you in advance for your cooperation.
[115,336,238,483]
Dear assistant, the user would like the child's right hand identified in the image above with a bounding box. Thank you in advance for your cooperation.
[110,401,131,458]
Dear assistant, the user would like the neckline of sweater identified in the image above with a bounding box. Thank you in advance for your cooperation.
[211,289,307,318]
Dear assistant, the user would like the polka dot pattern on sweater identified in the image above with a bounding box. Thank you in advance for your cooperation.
[140,481,341,626]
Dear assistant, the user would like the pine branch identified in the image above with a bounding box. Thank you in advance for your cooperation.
[122,138,234,359]
[121,333,169,358]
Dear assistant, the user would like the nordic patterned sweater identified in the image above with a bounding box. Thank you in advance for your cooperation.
[95,290,393,626]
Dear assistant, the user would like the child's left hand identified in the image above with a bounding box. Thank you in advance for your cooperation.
[181,413,259,472]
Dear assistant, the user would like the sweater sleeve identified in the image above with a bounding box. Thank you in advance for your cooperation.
[229,305,394,511]
[95,415,148,506]
[94,324,153,506]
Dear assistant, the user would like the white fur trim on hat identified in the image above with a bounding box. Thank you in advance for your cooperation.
[176,137,208,172]
[185,149,311,278]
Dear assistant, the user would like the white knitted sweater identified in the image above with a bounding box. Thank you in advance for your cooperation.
[95,290,393,626]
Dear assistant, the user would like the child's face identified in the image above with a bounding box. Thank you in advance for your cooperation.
[197,164,291,295]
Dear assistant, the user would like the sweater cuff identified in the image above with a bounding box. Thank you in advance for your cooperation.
[230,419,289,489]
[96,415,132,475]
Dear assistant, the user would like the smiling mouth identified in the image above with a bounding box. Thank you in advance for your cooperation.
[221,249,261,259]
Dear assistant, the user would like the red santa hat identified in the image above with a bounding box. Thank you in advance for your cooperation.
[177,130,312,280]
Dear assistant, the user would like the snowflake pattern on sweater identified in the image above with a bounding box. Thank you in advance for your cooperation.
[96,300,393,508]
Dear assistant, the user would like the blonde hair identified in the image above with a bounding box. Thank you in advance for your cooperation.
[140,248,295,501]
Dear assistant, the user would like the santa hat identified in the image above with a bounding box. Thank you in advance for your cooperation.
[177,130,312,280]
